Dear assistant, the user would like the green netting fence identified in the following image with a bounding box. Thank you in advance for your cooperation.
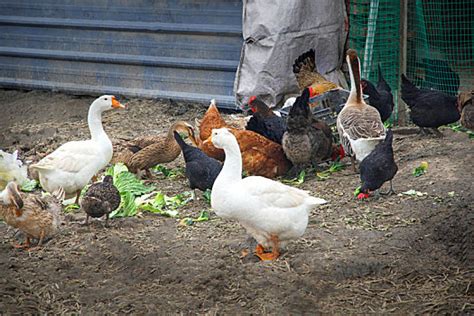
[348,0,474,124]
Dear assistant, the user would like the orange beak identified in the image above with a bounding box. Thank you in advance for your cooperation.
[111,97,126,109]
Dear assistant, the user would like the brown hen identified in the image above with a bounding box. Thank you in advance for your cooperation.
[192,100,291,178]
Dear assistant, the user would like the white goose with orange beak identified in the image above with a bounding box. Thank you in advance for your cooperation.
[31,95,125,203]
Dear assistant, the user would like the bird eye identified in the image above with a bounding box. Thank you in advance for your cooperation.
[104,98,108,101]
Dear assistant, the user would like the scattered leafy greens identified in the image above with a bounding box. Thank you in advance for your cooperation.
[202,189,212,205]
[316,161,346,181]
[383,121,393,129]
[64,203,80,213]
[282,170,306,185]
[20,179,38,192]
[105,163,155,218]
[179,210,211,226]
[152,165,185,179]
[354,186,361,197]
[400,189,427,197]
[138,191,192,218]
[448,123,474,139]
[412,161,428,177]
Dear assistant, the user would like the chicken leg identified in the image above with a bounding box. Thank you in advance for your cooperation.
[13,236,31,249]
[27,231,46,251]
[419,127,430,136]
[431,128,444,138]
[380,180,396,195]
[350,156,358,173]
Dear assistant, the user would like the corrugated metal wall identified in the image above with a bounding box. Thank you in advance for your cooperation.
[0,0,243,109]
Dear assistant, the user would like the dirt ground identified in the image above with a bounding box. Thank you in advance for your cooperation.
[0,89,473,314]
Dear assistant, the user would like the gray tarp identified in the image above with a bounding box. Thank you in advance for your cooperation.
[234,0,348,107]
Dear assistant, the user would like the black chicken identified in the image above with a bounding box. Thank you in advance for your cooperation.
[244,96,286,144]
[401,74,460,136]
[357,129,398,199]
[80,175,121,226]
[361,65,394,122]
[173,131,222,195]
[282,88,333,177]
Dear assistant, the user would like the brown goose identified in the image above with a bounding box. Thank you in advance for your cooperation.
[113,121,194,177]
[336,49,385,172]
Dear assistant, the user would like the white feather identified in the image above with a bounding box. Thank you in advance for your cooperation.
[0,150,28,190]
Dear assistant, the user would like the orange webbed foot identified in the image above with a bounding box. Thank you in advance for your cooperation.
[256,252,278,261]
[255,243,280,261]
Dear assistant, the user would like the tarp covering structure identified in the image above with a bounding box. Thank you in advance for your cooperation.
[234,0,348,108]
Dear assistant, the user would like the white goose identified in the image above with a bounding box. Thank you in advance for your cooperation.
[337,49,385,172]
[30,95,125,202]
[210,128,327,261]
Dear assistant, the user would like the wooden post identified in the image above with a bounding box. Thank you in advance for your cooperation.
[398,0,408,126]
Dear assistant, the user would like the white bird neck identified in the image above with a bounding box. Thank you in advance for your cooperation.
[219,136,243,182]
[88,101,108,142]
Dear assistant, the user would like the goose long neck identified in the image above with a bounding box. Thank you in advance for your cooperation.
[220,137,242,181]
[348,56,363,104]
[88,103,107,141]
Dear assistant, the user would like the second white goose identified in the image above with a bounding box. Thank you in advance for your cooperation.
[210,128,327,261]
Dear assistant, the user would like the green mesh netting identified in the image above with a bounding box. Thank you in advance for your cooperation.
[407,0,473,97]
[348,0,474,124]
[348,0,400,121]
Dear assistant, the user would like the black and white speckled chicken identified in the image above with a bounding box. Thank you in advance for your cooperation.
[80,175,120,225]
[174,131,222,196]
[282,88,333,176]
[357,129,398,199]
[244,96,287,144]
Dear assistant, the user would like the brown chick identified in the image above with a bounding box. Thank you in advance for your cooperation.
[113,121,194,177]
[459,91,474,130]
[293,49,339,96]
[0,182,64,250]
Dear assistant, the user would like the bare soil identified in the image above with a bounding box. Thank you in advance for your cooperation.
[0,89,473,314]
